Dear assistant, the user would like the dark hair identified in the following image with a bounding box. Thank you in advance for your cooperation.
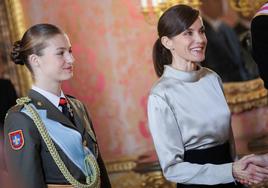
[10,23,63,73]
[152,5,199,77]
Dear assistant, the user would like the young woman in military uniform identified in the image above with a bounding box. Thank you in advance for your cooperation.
[4,23,111,188]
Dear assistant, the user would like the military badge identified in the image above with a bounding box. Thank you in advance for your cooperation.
[8,130,25,150]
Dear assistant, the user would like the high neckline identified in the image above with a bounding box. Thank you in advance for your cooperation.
[163,64,205,82]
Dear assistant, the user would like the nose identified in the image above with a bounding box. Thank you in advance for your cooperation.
[195,32,207,44]
[66,53,75,64]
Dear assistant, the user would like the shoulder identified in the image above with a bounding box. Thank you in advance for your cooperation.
[252,15,268,29]
[66,95,82,105]
[150,76,178,98]
[251,15,268,44]
[253,3,268,18]
[4,104,36,132]
[5,97,35,126]
[66,95,88,111]
[252,3,268,30]
[201,67,221,80]
[201,67,224,93]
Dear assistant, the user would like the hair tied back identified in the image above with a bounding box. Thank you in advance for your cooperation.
[11,40,24,65]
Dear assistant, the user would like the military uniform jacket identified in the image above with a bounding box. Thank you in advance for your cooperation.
[4,90,111,188]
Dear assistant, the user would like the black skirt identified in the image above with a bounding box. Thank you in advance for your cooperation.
[177,142,243,188]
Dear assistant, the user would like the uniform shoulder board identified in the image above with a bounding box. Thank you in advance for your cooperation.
[8,104,24,113]
[7,97,32,113]
[5,101,24,121]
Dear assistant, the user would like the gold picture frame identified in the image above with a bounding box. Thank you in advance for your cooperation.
[4,0,31,96]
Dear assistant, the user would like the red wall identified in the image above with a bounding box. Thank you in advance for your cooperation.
[21,0,157,160]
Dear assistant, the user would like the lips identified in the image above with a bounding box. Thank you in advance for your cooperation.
[191,45,205,50]
[63,66,73,71]
[191,48,204,53]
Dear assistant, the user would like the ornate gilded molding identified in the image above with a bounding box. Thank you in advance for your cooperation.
[229,0,267,17]
[223,78,268,113]
[4,0,31,96]
[106,158,137,173]
[105,157,175,188]
[140,171,175,188]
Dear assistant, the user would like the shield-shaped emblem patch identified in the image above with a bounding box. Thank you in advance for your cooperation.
[8,130,25,150]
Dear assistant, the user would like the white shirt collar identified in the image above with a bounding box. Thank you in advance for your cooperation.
[32,85,65,108]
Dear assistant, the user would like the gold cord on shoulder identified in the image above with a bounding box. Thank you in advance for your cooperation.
[16,96,31,105]
[22,101,100,188]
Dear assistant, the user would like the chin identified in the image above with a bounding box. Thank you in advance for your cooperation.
[62,74,73,81]
[193,56,205,63]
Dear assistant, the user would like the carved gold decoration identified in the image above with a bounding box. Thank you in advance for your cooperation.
[250,182,268,188]
[106,158,137,173]
[223,78,268,113]
[4,0,31,96]
[229,0,267,17]
[141,171,175,188]
[109,171,144,188]
[106,157,175,188]
[140,0,202,24]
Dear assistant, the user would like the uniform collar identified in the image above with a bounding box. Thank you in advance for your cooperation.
[32,85,65,109]
[28,89,76,130]
[163,64,204,82]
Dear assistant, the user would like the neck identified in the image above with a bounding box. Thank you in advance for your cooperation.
[34,80,62,96]
[171,60,197,72]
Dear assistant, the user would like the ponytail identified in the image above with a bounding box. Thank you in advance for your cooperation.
[152,38,172,77]
[152,4,199,77]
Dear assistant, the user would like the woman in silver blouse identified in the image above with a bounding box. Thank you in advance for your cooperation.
[147,4,268,187]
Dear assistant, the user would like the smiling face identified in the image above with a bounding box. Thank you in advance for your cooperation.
[33,34,75,84]
[163,16,207,65]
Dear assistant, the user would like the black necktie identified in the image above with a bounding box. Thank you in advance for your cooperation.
[58,97,73,123]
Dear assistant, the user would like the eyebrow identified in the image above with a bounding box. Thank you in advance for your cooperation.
[186,25,205,31]
[56,47,72,50]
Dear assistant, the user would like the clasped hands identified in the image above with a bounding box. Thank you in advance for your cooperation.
[233,154,268,185]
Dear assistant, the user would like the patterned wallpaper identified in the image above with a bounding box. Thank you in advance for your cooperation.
[20,0,157,160]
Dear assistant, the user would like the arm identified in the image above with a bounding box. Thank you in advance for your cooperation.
[212,75,268,184]
[4,111,46,188]
[148,94,234,185]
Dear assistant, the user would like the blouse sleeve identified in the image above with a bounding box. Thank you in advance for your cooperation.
[147,94,235,185]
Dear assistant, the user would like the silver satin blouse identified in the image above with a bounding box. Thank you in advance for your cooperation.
[147,65,235,185]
